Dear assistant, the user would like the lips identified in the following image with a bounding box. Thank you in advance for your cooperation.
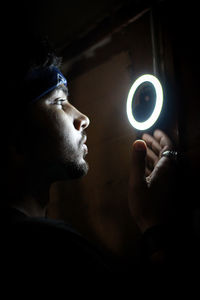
[81,134,88,155]
[82,135,87,145]
[82,143,88,155]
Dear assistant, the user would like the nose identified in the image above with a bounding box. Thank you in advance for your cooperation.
[74,111,90,131]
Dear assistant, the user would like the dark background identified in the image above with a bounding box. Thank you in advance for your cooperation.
[2,0,200,262]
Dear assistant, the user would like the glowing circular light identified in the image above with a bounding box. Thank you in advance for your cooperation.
[126,74,163,130]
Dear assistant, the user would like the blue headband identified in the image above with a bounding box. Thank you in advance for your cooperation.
[24,66,67,103]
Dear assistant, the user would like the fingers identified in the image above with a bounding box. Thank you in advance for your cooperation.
[129,140,147,190]
[128,139,148,227]
[142,132,160,174]
[153,129,173,152]
[145,167,152,177]
[142,129,173,176]
[149,156,175,187]
[142,130,173,156]
[146,147,159,171]
[128,140,147,219]
[144,130,175,186]
[142,133,162,156]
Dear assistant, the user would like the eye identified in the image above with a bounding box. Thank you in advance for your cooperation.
[54,98,67,106]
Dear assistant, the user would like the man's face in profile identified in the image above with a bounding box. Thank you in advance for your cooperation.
[26,86,90,181]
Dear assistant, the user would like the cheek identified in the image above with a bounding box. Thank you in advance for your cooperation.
[42,111,77,151]
[32,107,67,138]
[28,106,79,160]
[51,111,74,142]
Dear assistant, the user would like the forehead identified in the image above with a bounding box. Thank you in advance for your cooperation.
[42,85,68,101]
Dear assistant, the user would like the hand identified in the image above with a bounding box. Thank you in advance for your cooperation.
[143,130,173,176]
[128,129,176,233]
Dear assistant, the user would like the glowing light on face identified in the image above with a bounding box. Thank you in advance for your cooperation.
[126,74,163,130]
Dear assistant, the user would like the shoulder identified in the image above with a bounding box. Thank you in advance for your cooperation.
[3,215,111,272]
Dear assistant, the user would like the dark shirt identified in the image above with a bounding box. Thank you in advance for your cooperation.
[4,206,200,274]
[2,206,112,272]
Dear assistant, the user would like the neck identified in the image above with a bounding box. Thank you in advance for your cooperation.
[13,188,50,217]
[6,167,52,218]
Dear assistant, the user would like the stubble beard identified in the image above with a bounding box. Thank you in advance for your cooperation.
[62,159,89,180]
[61,133,89,180]
[45,146,89,182]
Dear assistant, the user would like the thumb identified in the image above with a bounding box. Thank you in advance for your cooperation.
[129,139,147,191]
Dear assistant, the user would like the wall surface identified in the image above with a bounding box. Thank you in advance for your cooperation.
[48,11,166,259]
[46,0,200,262]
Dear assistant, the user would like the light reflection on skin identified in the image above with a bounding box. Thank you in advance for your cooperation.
[27,87,90,181]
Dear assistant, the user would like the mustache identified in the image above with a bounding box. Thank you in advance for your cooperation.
[80,131,87,145]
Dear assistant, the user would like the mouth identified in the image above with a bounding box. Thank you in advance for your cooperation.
[82,135,87,145]
[81,134,88,155]
[82,143,88,155]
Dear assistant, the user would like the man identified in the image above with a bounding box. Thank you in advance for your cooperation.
[2,36,176,272]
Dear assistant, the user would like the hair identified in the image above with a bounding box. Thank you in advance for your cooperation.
[10,35,62,93]
[1,34,63,167]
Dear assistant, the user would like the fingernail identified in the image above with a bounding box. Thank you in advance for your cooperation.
[134,140,146,152]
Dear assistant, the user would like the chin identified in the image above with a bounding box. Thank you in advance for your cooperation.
[47,159,89,182]
[70,160,89,179]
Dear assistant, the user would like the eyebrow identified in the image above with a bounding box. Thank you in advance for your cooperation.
[35,84,69,105]
[56,85,69,97]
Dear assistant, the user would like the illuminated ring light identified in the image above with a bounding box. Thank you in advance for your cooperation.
[126,74,163,130]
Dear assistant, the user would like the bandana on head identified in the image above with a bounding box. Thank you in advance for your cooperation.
[23,66,67,103]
